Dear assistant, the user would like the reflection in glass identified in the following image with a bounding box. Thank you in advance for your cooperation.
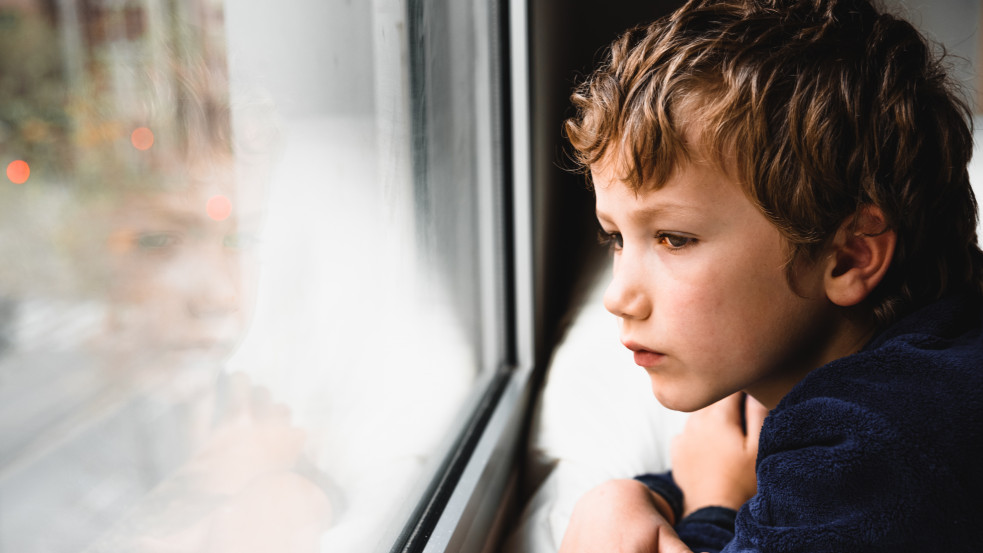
[0,0,501,551]
[0,1,328,551]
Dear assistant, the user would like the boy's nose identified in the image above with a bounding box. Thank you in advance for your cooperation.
[186,252,241,319]
[603,256,651,320]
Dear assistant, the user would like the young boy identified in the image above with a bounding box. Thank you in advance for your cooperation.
[558,0,983,551]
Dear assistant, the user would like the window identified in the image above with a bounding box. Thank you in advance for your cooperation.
[0,1,531,552]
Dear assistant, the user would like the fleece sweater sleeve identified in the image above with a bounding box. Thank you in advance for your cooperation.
[676,507,737,553]
[635,472,736,552]
[634,472,684,524]
[721,296,983,552]
[724,376,983,552]
[725,395,923,553]
[636,388,981,553]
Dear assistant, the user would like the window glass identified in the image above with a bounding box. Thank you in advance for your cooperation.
[0,1,505,551]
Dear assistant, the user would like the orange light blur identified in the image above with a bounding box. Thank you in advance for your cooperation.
[6,160,30,184]
[107,230,135,254]
[207,195,233,221]
[131,127,155,151]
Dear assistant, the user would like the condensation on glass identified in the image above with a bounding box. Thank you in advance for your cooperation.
[0,1,505,552]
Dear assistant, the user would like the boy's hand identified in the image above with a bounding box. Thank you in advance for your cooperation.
[185,373,307,495]
[672,393,767,516]
[559,479,692,553]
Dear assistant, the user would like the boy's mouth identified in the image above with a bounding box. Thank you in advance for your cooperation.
[622,340,666,367]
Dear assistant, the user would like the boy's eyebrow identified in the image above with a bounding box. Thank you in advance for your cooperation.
[121,207,201,228]
[596,202,700,225]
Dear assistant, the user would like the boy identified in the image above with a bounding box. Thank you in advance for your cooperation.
[558,0,983,551]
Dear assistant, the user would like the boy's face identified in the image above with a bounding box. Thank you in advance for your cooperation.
[95,160,263,394]
[593,155,844,411]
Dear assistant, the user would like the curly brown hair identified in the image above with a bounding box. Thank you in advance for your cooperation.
[565,0,983,327]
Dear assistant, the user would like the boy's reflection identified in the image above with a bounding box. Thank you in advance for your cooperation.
[0,8,333,550]
[97,168,255,397]
[86,163,335,552]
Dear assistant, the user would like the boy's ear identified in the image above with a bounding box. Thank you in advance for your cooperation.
[823,205,896,307]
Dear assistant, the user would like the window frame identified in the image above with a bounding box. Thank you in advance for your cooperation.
[387,0,534,551]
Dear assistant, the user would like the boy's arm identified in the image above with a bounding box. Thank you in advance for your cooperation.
[672,393,764,517]
[671,393,764,552]
[558,479,692,553]
[559,394,764,553]
[634,393,765,553]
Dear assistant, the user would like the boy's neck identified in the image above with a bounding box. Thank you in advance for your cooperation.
[746,308,877,409]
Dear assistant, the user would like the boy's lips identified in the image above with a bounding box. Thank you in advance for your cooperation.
[622,340,666,367]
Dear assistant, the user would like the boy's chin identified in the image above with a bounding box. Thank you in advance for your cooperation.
[650,380,718,413]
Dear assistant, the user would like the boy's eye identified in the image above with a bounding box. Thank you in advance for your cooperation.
[657,233,695,250]
[136,232,181,251]
[597,229,623,250]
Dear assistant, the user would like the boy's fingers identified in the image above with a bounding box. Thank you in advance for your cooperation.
[250,385,274,416]
[224,372,253,420]
[707,392,744,427]
[744,395,769,442]
[656,529,694,553]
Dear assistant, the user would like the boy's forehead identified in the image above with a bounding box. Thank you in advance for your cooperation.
[594,167,689,222]
[589,151,658,191]
[593,153,745,223]
[590,152,676,202]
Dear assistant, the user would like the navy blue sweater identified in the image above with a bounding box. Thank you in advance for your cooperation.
[640,294,983,552]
